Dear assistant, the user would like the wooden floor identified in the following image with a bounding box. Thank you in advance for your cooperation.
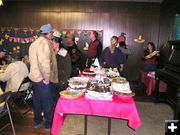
[0,81,155,135]
[0,111,51,135]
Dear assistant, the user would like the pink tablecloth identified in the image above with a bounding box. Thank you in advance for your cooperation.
[51,95,142,135]
[139,71,167,96]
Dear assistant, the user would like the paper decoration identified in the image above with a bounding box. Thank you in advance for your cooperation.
[0,38,4,45]
[83,31,88,36]
[5,34,9,40]
[3,34,37,44]
[77,31,81,35]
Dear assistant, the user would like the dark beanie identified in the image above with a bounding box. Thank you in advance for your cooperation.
[11,53,21,61]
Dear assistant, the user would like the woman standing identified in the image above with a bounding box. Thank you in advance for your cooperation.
[141,42,159,71]
[102,36,125,73]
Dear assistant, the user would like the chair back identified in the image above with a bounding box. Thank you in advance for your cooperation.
[0,91,11,104]
[17,77,31,92]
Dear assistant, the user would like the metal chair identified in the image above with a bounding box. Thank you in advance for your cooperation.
[11,77,33,118]
[0,91,16,135]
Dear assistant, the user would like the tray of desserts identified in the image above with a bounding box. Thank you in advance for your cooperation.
[60,90,84,99]
[85,77,113,100]
[106,68,120,78]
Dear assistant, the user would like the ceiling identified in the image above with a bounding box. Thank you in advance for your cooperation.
[75,0,164,2]
[6,0,164,3]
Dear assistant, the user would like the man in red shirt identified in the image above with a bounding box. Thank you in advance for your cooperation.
[87,31,102,67]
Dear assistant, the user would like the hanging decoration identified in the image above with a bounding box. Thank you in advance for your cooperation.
[5,34,37,44]
[0,38,4,45]
[0,27,40,45]
[5,34,9,40]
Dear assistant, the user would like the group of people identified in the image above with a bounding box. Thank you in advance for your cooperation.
[28,24,133,131]
[0,23,160,131]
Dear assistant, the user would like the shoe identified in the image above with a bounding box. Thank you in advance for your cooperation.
[34,122,44,129]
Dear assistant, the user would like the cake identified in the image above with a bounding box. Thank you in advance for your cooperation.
[85,77,112,100]
[68,81,87,89]
[111,77,132,95]
[68,77,89,90]
[82,69,96,77]
[86,78,111,93]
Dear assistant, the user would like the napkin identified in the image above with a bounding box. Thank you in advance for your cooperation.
[58,48,67,57]
[93,58,101,68]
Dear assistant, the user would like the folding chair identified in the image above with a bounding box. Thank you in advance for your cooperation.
[0,91,16,135]
[11,77,33,118]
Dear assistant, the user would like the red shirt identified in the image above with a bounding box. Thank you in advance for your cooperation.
[88,39,102,59]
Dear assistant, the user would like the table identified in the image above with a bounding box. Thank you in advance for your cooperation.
[139,71,167,96]
[51,94,142,135]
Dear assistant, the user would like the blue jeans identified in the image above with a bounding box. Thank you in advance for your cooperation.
[32,81,53,129]
[51,83,65,107]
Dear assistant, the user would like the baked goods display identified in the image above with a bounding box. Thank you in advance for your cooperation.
[63,68,135,100]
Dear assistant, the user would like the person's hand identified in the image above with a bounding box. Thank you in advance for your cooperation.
[43,80,49,85]
[156,51,160,56]
[145,55,151,59]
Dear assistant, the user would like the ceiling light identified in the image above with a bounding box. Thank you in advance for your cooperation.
[0,0,3,7]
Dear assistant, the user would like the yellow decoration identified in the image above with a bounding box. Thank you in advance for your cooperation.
[0,39,4,45]
[5,34,9,40]
[13,48,17,51]
[16,46,20,49]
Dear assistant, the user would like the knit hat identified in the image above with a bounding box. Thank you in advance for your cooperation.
[11,53,21,61]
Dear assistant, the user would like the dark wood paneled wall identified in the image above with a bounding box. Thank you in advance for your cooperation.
[157,0,180,67]
[0,1,161,80]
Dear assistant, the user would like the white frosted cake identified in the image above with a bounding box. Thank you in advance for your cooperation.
[111,77,132,95]
[111,81,131,94]
[68,77,89,90]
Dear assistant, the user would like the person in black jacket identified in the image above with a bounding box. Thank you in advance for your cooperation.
[65,32,85,77]
[52,31,72,105]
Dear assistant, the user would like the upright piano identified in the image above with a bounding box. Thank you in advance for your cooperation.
[155,40,180,120]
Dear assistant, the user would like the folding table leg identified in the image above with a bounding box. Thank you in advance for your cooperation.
[84,115,88,135]
[108,118,111,135]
